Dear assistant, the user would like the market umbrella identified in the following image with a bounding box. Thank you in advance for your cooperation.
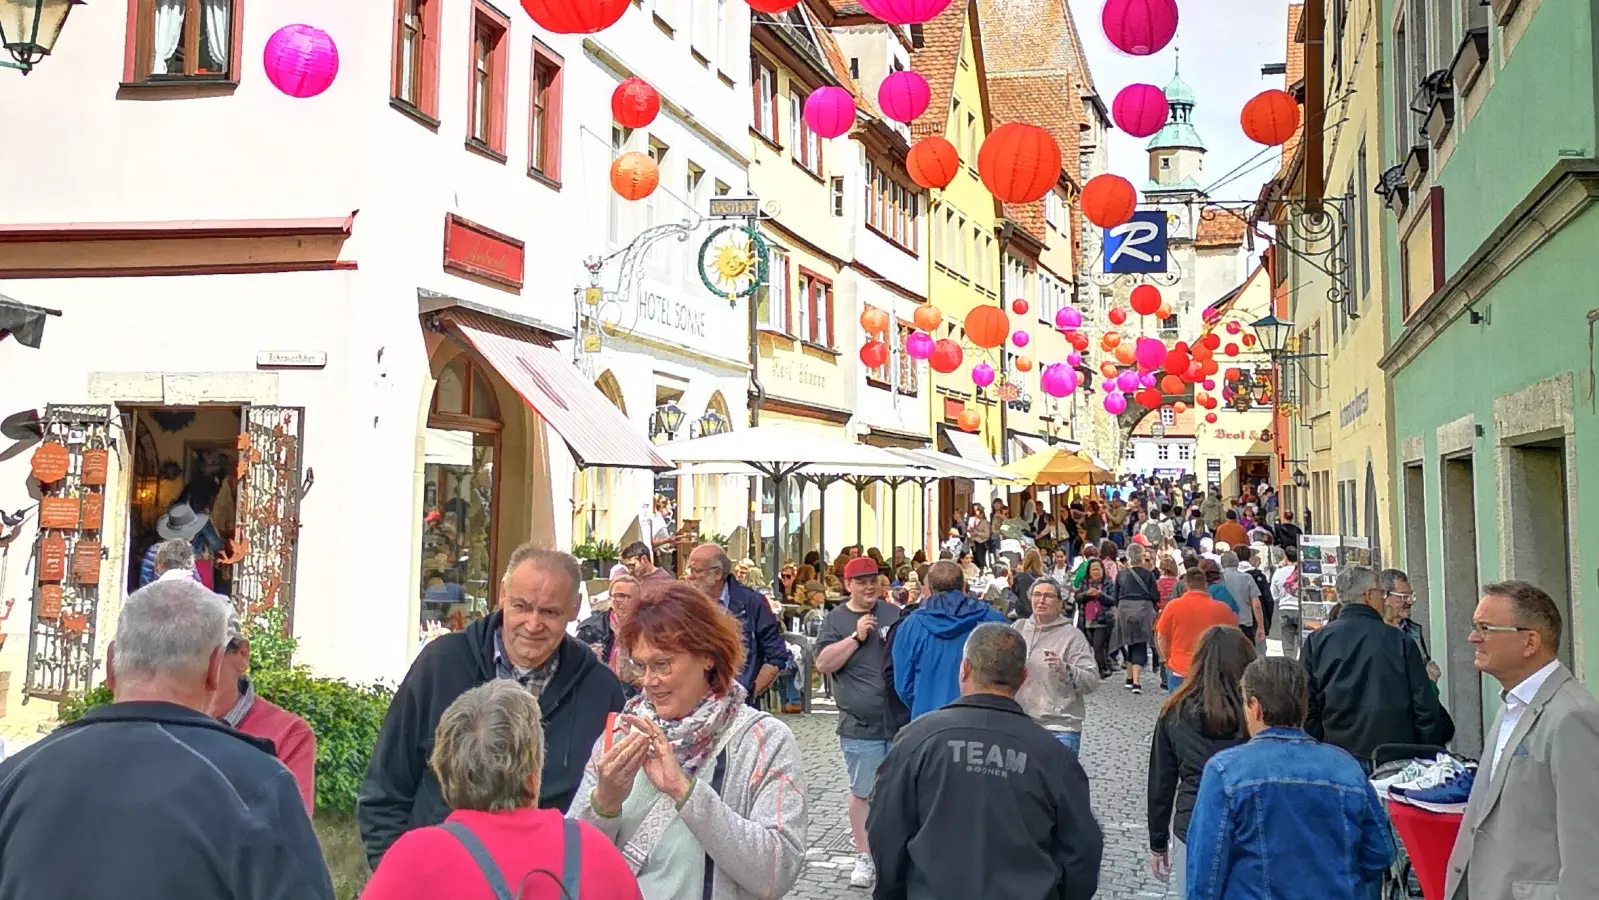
[0,295,62,349]
[999,447,1115,488]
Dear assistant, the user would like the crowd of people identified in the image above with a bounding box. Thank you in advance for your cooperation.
[0,476,1596,900]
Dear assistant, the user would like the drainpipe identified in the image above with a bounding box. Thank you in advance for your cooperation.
[746,211,764,561]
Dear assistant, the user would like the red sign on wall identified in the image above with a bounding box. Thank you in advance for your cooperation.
[443,214,525,292]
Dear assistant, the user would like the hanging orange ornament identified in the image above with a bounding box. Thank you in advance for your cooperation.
[1081,174,1138,228]
[1241,89,1301,146]
[1115,344,1137,365]
[860,306,890,336]
[913,303,943,332]
[908,137,961,190]
[1015,357,1034,372]
[610,152,659,200]
[963,305,1009,349]
[957,408,983,432]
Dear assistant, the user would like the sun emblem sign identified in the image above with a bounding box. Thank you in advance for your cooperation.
[698,225,769,306]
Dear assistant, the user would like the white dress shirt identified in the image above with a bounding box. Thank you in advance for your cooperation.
[1491,659,1561,777]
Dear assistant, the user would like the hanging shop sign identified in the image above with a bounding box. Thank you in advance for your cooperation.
[1103,210,1169,274]
[443,214,526,292]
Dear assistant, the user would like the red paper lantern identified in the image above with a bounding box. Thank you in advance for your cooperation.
[1135,388,1163,409]
[908,137,960,190]
[1102,0,1178,56]
[1081,174,1138,228]
[977,123,1061,204]
[1107,307,1128,326]
[610,152,659,200]
[929,339,963,373]
[913,303,943,332]
[1224,367,1241,381]
[860,340,889,369]
[1164,347,1190,374]
[1011,298,1030,316]
[860,306,890,336]
[1243,334,1257,347]
[1242,89,1301,146]
[964,305,1009,349]
[957,408,983,432]
[1159,374,1185,395]
[1130,285,1162,316]
[1202,333,1222,350]
[1224,343,1240,357]
[521,0,630,33]
[1112,83,1170,138]
[1205,412,1218,424]
[878,70,931,124]
[746,0,801,11]
[1068,330,1090,351]
[612,78,660,128]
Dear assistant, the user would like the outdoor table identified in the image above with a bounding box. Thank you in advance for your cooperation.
[1386,801,1464,900]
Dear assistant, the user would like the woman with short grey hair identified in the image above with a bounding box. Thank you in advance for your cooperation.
[1111,542,1160,694]
[360,681,641,900]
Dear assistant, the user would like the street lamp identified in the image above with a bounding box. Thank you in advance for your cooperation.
[691,409,729,438]
[1248,314,1295,359]
[1292,466,1309,490]
[1,0,82,74]
[649,401,686,440]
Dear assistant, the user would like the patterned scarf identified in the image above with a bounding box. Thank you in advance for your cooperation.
[622,679,747,778]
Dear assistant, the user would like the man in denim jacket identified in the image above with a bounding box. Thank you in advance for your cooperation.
[1185,657,1393,899]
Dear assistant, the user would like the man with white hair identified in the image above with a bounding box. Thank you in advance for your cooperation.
[1302,565,1454,766]
[0,579,333,899]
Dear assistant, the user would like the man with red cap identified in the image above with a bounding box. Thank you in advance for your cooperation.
[814,555,902,888]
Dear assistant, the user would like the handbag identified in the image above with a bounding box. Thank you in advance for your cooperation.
[441,816,582,900]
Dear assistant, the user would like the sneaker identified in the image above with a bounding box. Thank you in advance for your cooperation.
[1389,756,1468,796]
[1123,678,1135,690]
[1396,770,1475,812]
[1132,685,1143,694]
[850,854,876,888]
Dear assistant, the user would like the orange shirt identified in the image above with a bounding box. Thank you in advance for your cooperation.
[1214,521,1249,549]
[1156,590,1240,677]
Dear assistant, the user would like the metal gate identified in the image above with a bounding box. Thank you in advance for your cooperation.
[227,406,307,629]
[23,404,115,703]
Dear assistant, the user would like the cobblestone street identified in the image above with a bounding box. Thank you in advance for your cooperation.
[782,680,1177,900]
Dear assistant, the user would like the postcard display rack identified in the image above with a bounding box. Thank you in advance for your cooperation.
[1298,534,1372,632]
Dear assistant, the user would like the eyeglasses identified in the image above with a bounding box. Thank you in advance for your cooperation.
[686,566,722,578]
[632,655,681,678]
[1385,591,1416,601]
[1468,622,1532,638]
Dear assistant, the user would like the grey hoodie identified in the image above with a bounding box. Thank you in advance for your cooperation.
[1013,616,1101,733]
[570,705,808,900]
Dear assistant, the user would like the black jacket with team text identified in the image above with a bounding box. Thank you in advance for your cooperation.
[866,693,1103,900]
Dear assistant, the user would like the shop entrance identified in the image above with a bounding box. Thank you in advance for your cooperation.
[420,356,501,640]
[1235,456,1271,494]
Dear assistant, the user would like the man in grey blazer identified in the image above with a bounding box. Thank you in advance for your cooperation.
[1445,580,1599,900]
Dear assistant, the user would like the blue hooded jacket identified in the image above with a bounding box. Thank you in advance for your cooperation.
[891,590,1009,719]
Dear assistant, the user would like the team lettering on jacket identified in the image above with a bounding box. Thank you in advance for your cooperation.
[947,740,1028,776]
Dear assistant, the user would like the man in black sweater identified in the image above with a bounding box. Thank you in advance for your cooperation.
[1303,565,1454,767]
[358,545,623,868]
[0,579,331,900]
[868,623,1102,900]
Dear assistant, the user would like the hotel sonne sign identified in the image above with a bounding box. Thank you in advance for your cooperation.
[443,214,526,291]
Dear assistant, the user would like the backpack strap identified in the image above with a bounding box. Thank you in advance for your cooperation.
[562,816,583,900]
[700,748,730,900]
[440,821,516,900]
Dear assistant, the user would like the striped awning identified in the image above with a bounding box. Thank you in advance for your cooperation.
[440,310,670,471]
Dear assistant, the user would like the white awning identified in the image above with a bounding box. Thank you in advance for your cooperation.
[885,447,1018,482]
[943,428,998,465]
[660,424,913,478]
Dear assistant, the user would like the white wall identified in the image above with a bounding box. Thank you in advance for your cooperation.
[1126,438,1197,476]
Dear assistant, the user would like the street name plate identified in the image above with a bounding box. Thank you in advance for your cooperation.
[708,197,759,218]
[257,351,327,369]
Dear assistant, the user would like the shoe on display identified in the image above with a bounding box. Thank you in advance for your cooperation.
[1396,770,1475,812]
[1389,756,1467,797]
[850,855,876,889]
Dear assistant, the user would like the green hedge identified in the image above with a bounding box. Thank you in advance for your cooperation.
[58,669,391,815]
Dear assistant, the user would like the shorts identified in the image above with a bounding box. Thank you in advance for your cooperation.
[1052,731,1082,756]
[1124,641,1149,667]
[840,738,894,799]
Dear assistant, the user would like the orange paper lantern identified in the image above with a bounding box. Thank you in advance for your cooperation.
[957,408,983,432]
[610,152,659,200]
[1015,357,1034,372]
[1157,302,1173,319]
[1174,401,1187,413]
[977,123,1061,204]
[1099,361,1119,379]
[1081,174,1138,229]
[913,303,943,332]
[1101,331,1122,350]
[964,305,1009,349]
[1241,89,1301,147]
[1115,344,1137,365]
[908,137,961,190]
[1159,374,1184,395]
[860,306,890,336]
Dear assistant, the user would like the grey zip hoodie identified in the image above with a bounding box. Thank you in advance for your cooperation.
[1013,616,1101,733]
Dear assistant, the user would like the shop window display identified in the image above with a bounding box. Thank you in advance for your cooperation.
[420,358,500,643]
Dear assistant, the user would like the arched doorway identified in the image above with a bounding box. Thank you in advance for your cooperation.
[420,355,501,636]
[686,392,733,544]
[574,371,627,543]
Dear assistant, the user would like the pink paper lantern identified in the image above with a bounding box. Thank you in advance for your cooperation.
[972,363,996,388]
[1102,0,1178,56]
[1225,320,1243,334]
[905,331,935,360]
[1202,378,1217,390]
[1055,307,1083,330]
[1101,379,1118,393]
[1116,370,1140,392]
[1041,364,1076,398]
[1203,307,1222,323]
[1012,330,1030,348]
[1135,337,1168,371]
[1067,351,1083,367]
[1139,372,1157,388]
[1112,83,1170,138]
[804,87,856,139]
[878,71,931,124]
[858,0,955,25]
[1104,392,1128,415]
[264,25,339,98]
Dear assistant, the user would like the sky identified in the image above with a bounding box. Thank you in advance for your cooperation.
[1068,0,1295,205]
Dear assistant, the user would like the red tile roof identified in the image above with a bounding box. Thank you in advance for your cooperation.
[1278,5,1306,179]
[1195,212,1248,248]
[908,0,972,140]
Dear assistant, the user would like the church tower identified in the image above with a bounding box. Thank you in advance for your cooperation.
[1145,59,1206,195]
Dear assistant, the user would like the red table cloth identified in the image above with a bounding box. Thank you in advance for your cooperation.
[1387,800,1465,900]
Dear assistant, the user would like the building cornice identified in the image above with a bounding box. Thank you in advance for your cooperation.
[1379,159,1599,373]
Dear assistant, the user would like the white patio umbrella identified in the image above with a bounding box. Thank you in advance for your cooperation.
[659,425,936,574]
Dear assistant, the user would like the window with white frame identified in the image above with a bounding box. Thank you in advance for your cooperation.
[1158,444,1170,461]
[607,125,634,246]
[758,248,790,331]
[797,270,834,347]
[1045,191,1064,231]
[751,54,777,141]
[1160,408,1175,426]
[684,162,707,279]
[1178,443,1193,460]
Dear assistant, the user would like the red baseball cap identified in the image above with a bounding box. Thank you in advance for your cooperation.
[843,558,880,580]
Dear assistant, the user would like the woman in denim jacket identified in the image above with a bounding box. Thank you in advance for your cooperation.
[1185,657,1394,900]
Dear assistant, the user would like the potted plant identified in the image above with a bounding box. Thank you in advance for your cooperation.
[571,541,600,580]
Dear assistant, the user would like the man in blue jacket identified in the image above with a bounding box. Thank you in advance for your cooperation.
[687,542,791,704]
[891,559,1007,718]
[0,579,332,900]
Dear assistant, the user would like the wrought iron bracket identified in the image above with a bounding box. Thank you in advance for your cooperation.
[1221,196,1353,307]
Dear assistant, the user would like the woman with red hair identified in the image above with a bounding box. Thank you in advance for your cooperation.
[571,582,808,900]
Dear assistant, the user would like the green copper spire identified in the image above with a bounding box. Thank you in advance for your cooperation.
[1146,52,1204,152]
